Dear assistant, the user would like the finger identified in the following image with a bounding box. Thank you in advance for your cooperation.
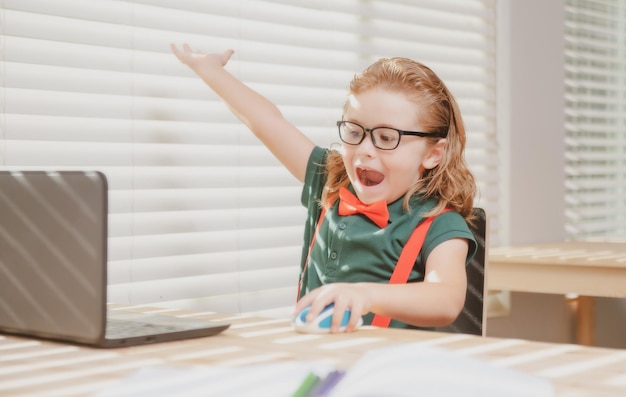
[346,303,364,332]
[292,293,314,317]
[170,43,181,58]
[182,43,198,57]
[293,287,323,319]
[170,43,189,64]
[306,300,326,322]
[329,299,348,333]
[306,294,335,323]
[222,49,235,64]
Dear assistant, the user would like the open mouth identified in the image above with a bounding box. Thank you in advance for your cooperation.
[357,167,385,187]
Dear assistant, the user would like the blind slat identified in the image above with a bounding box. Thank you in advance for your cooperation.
[1,0,499,314]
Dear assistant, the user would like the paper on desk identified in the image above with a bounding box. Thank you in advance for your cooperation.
[327,343,555,397]
[91,344,554,397]
[90,361,333,397]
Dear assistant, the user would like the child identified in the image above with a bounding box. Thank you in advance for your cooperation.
[171,44,477,333]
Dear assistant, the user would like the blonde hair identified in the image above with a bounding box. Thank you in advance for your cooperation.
[322,57,477,222]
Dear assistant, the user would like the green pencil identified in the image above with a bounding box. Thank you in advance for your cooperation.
[291,372,322,397]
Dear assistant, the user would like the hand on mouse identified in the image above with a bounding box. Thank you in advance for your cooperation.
[293,283,371,333]
[293,304,363,334]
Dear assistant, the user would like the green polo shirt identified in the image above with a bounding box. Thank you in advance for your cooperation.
[299,146,477,329]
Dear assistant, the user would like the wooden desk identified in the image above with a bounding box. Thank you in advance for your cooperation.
[1,307,626,397]
[489,241,626,345]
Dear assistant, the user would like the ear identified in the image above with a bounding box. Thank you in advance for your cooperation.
[422,139,447,170]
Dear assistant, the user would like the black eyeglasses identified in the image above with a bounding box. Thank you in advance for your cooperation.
[337,121,446,150]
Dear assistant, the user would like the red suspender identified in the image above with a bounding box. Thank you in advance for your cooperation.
[297,206,327,299]
[370,211,444,327]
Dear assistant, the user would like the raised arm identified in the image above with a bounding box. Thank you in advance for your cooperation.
[171,43,315,182]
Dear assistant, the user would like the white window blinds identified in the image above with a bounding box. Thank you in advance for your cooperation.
[565,0,626,238]
[0,0,498,316]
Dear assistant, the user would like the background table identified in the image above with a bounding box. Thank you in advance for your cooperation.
[1,306,625,397]
[488,241,626,345]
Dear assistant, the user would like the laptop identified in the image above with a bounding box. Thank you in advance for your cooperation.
[0,170,230,348]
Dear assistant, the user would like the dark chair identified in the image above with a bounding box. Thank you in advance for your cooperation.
[437,208,487,336]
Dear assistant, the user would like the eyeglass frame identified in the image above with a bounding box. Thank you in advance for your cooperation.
[336,120,447,151]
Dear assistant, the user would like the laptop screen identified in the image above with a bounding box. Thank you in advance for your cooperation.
[0,171,108,343]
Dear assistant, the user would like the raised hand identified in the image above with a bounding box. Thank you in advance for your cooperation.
[169,42,315,182]
[170,43,234,72]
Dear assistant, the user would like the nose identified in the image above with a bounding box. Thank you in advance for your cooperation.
[356,130,377,155]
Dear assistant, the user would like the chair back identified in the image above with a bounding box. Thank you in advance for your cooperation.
[437,208,487,336]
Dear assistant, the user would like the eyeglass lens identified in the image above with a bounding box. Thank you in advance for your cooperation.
[338,121,401,150]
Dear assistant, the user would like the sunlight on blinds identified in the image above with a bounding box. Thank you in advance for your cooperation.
[565,0,626,237]
[0,0,498,316]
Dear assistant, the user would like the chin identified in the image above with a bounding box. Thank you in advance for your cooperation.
[354,184,388,204]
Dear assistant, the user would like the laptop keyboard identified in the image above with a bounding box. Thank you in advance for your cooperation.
[105,318,187,339]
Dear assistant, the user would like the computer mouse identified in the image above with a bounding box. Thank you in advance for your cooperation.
[293,304,363,334]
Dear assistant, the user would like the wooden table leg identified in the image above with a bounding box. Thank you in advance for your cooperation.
[576,296,595,346]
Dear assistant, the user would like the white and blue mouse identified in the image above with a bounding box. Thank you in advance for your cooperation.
[293,304,363,334]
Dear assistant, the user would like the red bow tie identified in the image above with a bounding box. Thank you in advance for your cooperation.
[338,187,389,228]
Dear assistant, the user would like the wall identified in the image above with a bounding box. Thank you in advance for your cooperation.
[488,0,625,349]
